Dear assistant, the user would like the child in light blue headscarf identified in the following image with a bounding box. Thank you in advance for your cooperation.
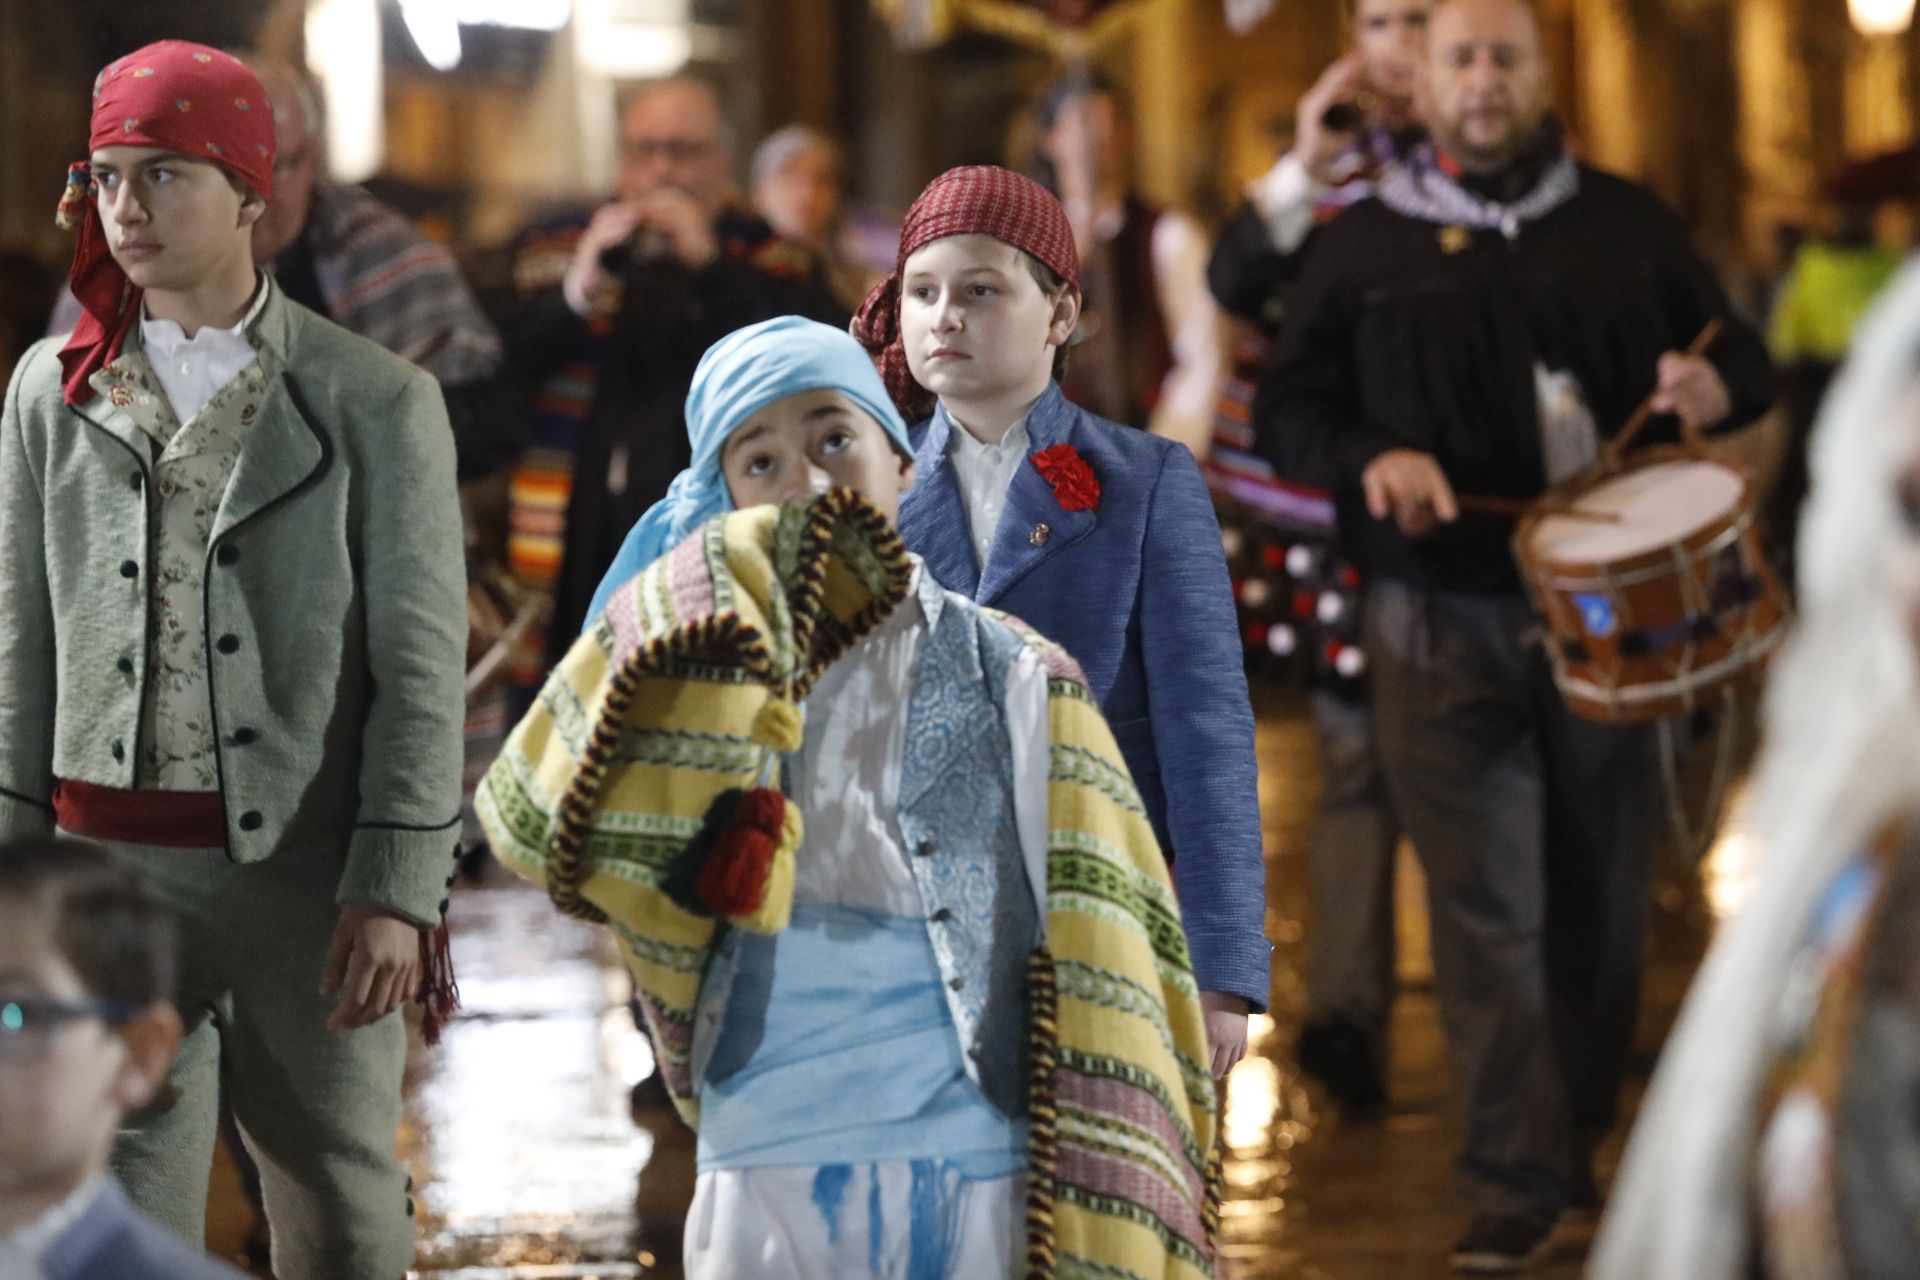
[582,315,916,626]
[571,314,1062,1276]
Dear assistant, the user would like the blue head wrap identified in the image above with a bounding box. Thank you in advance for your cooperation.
[583,316,914,628]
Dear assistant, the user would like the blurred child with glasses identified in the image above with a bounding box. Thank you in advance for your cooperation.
[0,836,246,1279]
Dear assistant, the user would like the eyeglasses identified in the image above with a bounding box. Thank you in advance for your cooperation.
[621,136,716,164]
[0,996,142,1063]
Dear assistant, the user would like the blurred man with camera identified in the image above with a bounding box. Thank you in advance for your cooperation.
[501,77,843,653]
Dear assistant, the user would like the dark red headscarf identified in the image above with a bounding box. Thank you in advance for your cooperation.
[56,41,276,406]
[852,165,1079,423]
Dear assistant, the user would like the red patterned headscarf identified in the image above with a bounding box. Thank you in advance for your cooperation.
[852,165,1079,423]
[55,41,276,406]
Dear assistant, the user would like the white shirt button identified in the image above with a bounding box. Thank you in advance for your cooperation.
[180,362,193,375]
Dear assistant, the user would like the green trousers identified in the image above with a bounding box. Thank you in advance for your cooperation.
[104,839,415,1280]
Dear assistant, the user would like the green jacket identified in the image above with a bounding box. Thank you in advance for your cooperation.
[0,283,466,927]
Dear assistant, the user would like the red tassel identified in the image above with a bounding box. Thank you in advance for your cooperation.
[693,788,787,917]
[416,923,459,1046]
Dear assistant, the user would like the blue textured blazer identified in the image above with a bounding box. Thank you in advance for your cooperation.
[38,1179,250,1280]
[900,383,1271,1009]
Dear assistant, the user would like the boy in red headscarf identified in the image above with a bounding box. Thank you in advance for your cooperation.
[854,166,1270,1078]
[0,41,467,1278]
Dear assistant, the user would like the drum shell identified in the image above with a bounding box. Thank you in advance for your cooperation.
[1513,448,1787,723]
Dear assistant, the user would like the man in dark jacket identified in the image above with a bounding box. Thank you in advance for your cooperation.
[1256,0,1772,1270]
[500,77,844,652]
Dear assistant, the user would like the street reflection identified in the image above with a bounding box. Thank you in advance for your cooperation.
[1704,784,1759,922]
[405,888,670,1273]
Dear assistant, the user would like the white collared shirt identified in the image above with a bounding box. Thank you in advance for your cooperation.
[944,417,1031,572]
[0,1174,105,1279]
[139,279,268,427]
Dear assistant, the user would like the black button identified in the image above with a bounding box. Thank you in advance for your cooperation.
[948,976,966,992]
[111,739,125,762]
[129,470,144,491]
[231,727,257,745]
[119,560,137,579]
[916,839,936,857]
[931,907,953,923]
[405,1197,415,1218]
[438,898,451,916]
[238,810,263,831]
[115,657,133,674]
[216,545,239,566]
[216,634,240,654]
[445,872,457,888]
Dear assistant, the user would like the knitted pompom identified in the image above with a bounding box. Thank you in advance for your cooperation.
[680,787,799,934]
[729,796,800,935]
[750,695,805,753]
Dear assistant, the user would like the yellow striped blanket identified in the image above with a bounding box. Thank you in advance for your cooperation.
[475,489,1220,1279]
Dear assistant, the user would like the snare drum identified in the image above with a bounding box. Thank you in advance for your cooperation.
[1513,447,1787,723]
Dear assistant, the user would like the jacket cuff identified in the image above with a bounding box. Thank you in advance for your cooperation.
[0,786,55,841]
[337,819,463,929]
[1186,929,1274,1013]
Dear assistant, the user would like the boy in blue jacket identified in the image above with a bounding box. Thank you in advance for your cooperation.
[852,165,1270,1073]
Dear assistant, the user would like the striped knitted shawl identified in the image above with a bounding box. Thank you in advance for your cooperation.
[476,488,1220,1279]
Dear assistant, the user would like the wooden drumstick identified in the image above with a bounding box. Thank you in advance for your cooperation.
[1601,318,1725,466]
[1456,494,1621,523]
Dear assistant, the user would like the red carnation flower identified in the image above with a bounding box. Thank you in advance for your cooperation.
[1030,443,1100,512]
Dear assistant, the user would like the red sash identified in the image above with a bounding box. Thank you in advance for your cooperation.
[53,779,227,849]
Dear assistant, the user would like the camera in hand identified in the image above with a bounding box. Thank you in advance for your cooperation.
[598,225,675,275]
[1321,101,1364,133]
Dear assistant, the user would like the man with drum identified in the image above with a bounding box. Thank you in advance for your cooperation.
[1255,0,1772,1271]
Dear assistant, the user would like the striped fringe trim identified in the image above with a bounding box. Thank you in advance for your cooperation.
[548,615,762,920]
[544,489,912,921]
[1025,945,1060,1280]
[1204,1124,1224,1247]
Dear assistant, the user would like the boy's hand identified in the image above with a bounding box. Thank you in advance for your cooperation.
[321,903,422,1032]
[1201,990,1252,1080]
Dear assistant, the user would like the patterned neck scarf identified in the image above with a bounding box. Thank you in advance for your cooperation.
[1374,121,1579,239]
[852,165,1079,422]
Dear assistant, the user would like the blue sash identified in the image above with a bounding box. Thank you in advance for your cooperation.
[697,904,1024,1173]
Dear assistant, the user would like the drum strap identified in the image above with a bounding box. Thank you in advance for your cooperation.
[1656,685,1744,864]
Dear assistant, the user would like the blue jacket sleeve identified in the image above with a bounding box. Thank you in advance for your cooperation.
[1139,443,1272,1009]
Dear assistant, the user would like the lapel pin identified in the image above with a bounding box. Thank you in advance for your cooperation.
[1030,523,1051,547]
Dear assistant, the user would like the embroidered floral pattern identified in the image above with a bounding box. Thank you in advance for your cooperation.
[90,352,264,790]
[1029,442,1100,512]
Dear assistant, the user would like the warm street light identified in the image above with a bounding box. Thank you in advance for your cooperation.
[1851,0,1917,36]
